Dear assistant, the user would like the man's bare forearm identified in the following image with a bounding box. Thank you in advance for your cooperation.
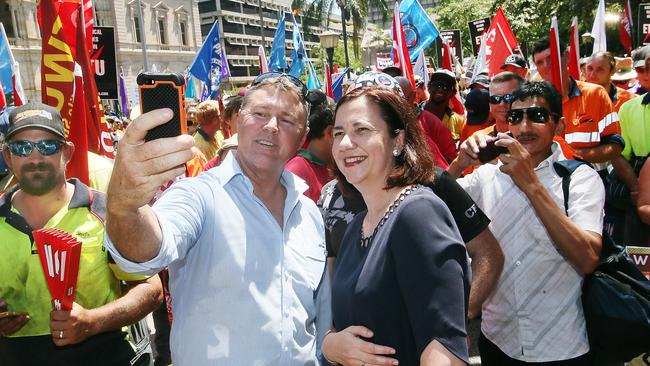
[106,204,163,263]
[88,276,163,335]
[466,229,504,319]
[611,156,639,192]
[575,143,622,164]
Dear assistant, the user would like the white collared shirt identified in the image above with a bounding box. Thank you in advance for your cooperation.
[458,142,605,362]
[106,153,331,365]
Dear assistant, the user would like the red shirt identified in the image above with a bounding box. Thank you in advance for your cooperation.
[285,149,332,203]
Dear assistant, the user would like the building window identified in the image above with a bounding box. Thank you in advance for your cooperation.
[134,16,142,43]
[179,21,187,45]
[158,19,166,44]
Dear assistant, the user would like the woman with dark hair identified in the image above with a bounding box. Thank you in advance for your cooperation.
[322,87,470,366]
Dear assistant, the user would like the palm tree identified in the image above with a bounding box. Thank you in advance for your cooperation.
[293,0,390,70]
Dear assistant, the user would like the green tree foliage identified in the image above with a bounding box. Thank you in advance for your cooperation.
[292,0,390,58]
[432,0,627,58]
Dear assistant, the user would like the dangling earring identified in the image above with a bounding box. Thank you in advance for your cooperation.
[393,148,400,157]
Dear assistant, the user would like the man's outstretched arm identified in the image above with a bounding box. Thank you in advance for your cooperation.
[106,109,196,262]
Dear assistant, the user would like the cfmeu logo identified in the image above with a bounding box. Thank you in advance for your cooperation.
[465,204,478,219]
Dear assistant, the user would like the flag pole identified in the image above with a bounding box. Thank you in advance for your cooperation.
[136,0,149,71]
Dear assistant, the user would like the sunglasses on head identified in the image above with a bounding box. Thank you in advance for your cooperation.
[489,94,515,105]
[7,139,65,157]
[506,107,557,125]
[252,72,309,100]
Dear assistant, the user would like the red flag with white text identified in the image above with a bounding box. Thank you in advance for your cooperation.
[484,8,519,77]
[549,17,564,94]
[569,17,581,80]
[38,0,79,135]
[620,0,633,54]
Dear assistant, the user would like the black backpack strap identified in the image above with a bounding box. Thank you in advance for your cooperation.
[553,160,591,215]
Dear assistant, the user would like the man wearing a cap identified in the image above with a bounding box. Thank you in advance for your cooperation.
[586,52,637,112]
[0,102,163,365]
[423,69,466,141]
[501,54,529,79]
[532,37,623,165]
[630,45,650,95]
[611,56,638,90]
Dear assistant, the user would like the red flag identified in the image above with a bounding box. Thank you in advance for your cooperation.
[75,3,114,158]
[66,64,90,185]
[325,62,333,99]
[0,81,6,112]
[392,2,415,90]
[12,66,25,106]
[620,0,633,53]
[38,0,78,134]
[441,41,453,71]
[568,17,580,80]
[549,17,564,94]
[82,0,94,54]
[484,8,519,77]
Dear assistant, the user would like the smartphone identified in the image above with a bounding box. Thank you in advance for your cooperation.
[0,311,29,319]
[476,134,511,163]
[137,73,187,141]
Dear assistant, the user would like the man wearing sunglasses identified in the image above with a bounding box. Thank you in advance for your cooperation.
[105,74,331,364]
[423,69,466,141]
[0,102,163,365]
[457,81,604,365]
[629,46,650,96]
[532,37,623,166]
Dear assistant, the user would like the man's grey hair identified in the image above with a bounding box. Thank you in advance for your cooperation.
[241,76,309,126]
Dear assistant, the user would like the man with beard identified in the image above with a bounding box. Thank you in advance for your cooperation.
[423,69,466,141]
[0,103,163,366]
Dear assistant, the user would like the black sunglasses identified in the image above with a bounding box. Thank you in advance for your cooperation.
[506,107,557,125]
[489,94,515,105]
[8,139,66,157]
[429,83,453,91]
[252,72,309,100]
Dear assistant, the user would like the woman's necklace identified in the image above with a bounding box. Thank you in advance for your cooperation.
[360,185,418,248]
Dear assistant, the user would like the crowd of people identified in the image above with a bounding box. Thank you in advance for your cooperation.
[1,34,650,366]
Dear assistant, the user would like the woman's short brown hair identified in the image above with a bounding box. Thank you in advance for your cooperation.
[333,86,435,191]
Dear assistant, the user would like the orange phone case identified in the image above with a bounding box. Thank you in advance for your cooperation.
[137,73,187,141]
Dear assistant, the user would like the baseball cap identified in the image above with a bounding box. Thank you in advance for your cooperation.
[470,74,490,89]
[501,54,528,69]
[464,88,490,125]
[6,102,66,140]
[633,45,650,68]
[429,69,456,85]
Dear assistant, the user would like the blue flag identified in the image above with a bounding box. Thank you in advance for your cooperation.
[0,26,14,97]
[189,21,223,98]
[269,13,287,72]
[288,14,307,78]
[399,0,439,62]
[307,60,321,89]
[185,74,196,99]
[332,68,349,102]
